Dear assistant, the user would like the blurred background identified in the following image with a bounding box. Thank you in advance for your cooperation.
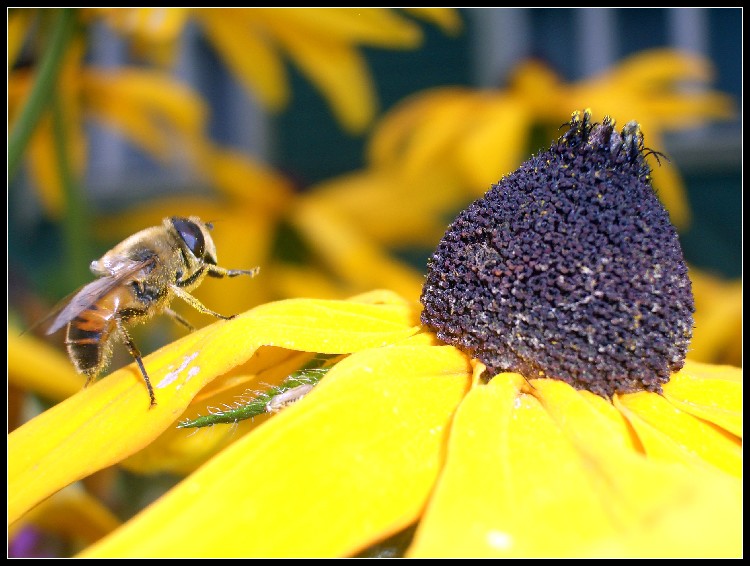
[8,8,742,380]
[6,8,742,557]
[8,6,742,400]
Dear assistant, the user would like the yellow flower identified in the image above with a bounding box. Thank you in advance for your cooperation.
[8,9,211,219]
[7,292,742,557]
[88,7,463,134]
[367,49,736,229]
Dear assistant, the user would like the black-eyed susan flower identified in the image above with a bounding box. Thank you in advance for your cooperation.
[8,112,741,557]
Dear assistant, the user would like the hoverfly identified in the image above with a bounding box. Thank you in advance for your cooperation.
[46,216,258,407]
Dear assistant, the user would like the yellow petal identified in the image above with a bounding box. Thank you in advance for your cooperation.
[403,8,463,36]
[579,470,741,558]
[121,349,312,475]
[455,95,531,192]
[396,92,478,181]
[206,146,293,211]
[689,268,743,366]
[243,296,420,347]
[367,87,532,198]
[614,390,741,477]
[409,374,623,557]
[412,375,741,556]
[8,329,84,401]
[25,117,66,217]
[645,147,691,229]
[305,167,464,247]
[292,198,426,301]
[256,8,423,47]
[534,379,741,557]
[122,417,257,476]
[638,93,735,129]
[663,360,742,437]
[531,378,640,451]
[83,8,190,65]
[347,288,419,307]
[674,358,743,383]
[507,59,565,120]
[136,8,190,43]
[196,8,289,111]
[269,263,352,300]
[8,8,34,70]
[85,8,186,43]
[606,48,719,90]
[394,330,446,348]
[81,345,471,557]
[9,484,120,548]
[190,344,306,404]
[8,298,419,525]
[367,87,469,167]
[258,17,376,133]
[82,68,209,163]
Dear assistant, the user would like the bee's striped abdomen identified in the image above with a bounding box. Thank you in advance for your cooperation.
[65,303,116,377]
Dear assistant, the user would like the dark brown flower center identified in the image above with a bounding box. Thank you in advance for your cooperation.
[420,109,694,397]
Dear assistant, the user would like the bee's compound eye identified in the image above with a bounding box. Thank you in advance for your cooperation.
[171,217,205,259]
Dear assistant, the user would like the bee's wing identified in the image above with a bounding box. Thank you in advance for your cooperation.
[44,257,156,335]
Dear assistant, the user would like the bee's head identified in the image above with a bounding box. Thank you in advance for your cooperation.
[167,216,219,265]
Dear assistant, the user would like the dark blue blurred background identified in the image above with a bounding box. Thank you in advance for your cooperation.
[9,8,742,283]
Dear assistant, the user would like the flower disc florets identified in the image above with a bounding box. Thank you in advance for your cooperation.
[420,109,694,396]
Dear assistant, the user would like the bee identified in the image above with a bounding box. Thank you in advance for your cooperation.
[45,216,259,407]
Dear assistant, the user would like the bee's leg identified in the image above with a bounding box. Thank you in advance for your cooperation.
[116,321,157,407]
[206,265,260,279]
[170,285,238,320]
[164,308,195,332]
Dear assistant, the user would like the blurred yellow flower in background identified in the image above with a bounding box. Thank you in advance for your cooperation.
[688,266,743,367]
[8,485,121,557]
[368,49,736,230]
[90,48,740,309]
[8,10,211,220]
[87,7,462,134]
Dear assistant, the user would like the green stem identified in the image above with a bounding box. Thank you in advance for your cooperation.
[8,8,77,181]
[51,92,91,287]
[177,354,338,429]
